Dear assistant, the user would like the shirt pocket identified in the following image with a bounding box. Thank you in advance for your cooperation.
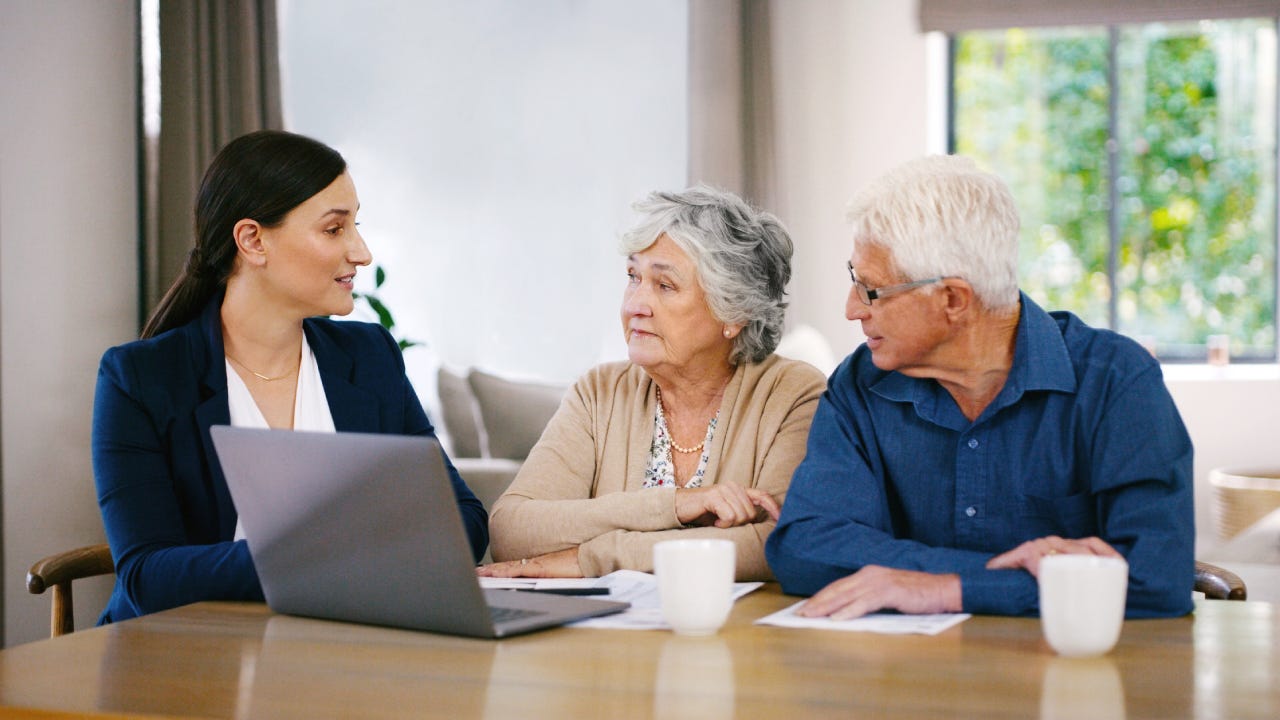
[1018,492,1097,538]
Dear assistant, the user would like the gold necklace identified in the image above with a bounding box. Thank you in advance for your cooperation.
[657,387,715,454]
[226,353,297,382]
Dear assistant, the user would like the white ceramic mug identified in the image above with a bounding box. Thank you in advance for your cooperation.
[653,539,735,636]
[1038,554,1129,657]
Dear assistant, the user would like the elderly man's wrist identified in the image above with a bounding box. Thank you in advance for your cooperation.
[938,573,963,613]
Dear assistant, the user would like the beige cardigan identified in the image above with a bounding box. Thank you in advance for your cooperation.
[489,354,826,580]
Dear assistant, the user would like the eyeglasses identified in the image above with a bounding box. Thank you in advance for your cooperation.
[847,262,944,306]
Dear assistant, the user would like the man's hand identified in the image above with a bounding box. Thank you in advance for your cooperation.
[986,535,1121,577]
[795,566,962,620]
[476,547,583,578]
[674,484,780,528]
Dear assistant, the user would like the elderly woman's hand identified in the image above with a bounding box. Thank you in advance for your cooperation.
[674,483,780,528]
[476,547,584,578]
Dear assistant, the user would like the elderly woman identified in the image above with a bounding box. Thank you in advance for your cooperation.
[481,186,825,581]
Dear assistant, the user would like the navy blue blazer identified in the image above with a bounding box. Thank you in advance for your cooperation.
[92,295,488,624]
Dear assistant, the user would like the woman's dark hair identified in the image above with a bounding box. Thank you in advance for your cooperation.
[140,130,347,338]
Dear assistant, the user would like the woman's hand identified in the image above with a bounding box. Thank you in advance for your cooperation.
[476,547,584,578]
[986,535,1121,577]
[675,483,780,528]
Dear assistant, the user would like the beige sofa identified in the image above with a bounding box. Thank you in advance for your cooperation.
[435,366,567,513]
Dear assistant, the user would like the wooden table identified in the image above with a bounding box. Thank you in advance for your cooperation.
[1,587,1277,719]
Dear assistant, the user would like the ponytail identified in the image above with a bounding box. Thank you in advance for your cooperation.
[140,247,228,339]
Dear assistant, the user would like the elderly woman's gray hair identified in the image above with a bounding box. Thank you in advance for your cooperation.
[620,186,793,364]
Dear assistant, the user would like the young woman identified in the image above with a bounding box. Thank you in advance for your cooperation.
[93,130,487,623]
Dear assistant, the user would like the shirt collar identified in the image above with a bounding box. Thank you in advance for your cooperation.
[869,291,1076,424]
[1012,292,1076,394]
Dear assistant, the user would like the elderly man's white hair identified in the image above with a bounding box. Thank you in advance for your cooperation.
[846,155,1021,312]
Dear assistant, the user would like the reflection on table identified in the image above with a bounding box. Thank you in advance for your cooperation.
[0,586,1276,719]
[1040,657,1124,720]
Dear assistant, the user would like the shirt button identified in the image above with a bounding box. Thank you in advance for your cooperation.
[965,506,978,518]
[967,438,979,449]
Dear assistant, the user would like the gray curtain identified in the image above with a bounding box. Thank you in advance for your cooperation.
[686,0,776,211]
[142,0,282,322]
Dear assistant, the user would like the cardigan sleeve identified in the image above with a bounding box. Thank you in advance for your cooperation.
[489,359,825,581]
[488,369,684,563]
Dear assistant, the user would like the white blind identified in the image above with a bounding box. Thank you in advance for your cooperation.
[920,0,1280,33]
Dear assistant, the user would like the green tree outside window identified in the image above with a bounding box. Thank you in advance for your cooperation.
[953,18,1277,361]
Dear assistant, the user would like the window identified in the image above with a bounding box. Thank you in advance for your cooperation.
[952,18,1278,361]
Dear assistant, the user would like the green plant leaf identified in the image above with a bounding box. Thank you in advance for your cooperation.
[364,295,395,330]
[352,264,425,350]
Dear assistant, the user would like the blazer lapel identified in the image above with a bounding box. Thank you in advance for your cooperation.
[305,320,380,433]
[191,296,238,538]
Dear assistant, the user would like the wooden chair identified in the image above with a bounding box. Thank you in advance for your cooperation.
[1195,560,1247,601]
[27,543,114,637]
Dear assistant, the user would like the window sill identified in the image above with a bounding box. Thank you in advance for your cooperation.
[1161,364,1280,383]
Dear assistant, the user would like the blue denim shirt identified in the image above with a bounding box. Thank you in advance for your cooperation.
[766,293,1194,618]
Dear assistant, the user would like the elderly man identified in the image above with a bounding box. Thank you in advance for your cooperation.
[765,155,1194,618]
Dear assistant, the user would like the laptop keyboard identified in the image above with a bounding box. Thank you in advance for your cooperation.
[489,605,546,625]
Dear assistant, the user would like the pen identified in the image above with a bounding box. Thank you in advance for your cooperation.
[517,587,612,596]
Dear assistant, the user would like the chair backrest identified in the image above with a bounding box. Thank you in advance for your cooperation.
[27,543,114,637]
[1194,560,1247,601]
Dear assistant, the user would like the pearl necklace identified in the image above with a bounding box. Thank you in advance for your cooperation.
[657,387,716,455]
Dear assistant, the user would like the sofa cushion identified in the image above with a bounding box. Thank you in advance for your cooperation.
[436,366,483,458]
[468,369,566,460]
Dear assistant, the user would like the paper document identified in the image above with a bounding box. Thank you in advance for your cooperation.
[573,570,762,630]
[755,601,969,635]
[479,577,609,591]
[480,570,762,630]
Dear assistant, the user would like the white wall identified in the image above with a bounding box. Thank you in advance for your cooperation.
[1165,369,1280,556]
[765,0,931,355]
[278,0,690,398]
[1,0,137,646]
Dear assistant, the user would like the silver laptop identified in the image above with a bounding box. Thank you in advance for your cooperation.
[210,426,626,638]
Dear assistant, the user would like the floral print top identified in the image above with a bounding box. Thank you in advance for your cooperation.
[642,393,718,489]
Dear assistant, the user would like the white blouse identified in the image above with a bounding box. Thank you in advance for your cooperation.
[228,334,334,540]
